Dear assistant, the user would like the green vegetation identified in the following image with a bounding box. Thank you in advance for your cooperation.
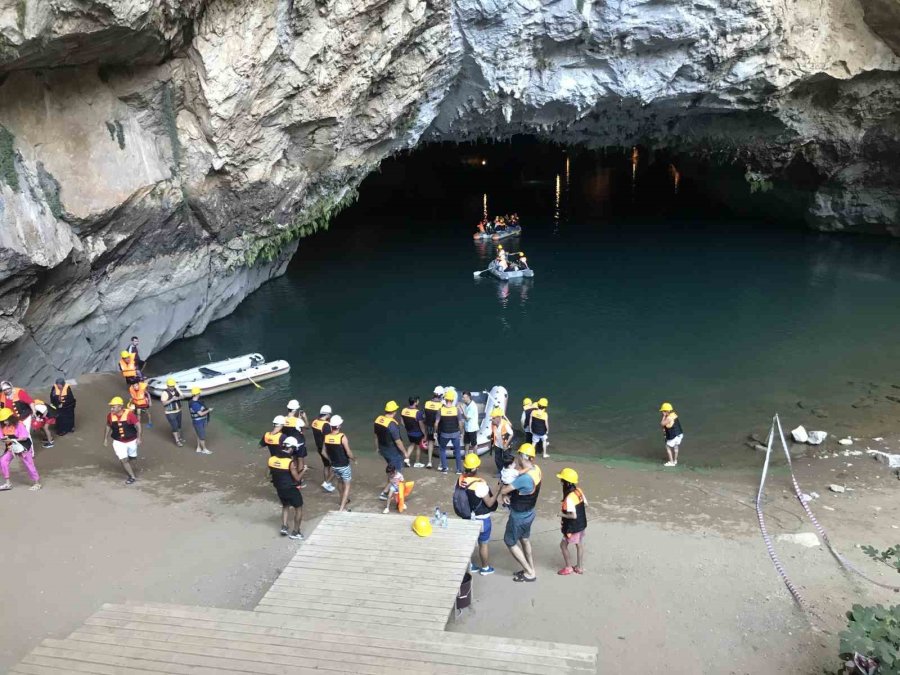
[744,167,773,194]
[37,162,63,219]
[836,545,900,673]
[245,187,359,265]
[161,82,182,173]
[0,125,20,192]
[16,0,26,31]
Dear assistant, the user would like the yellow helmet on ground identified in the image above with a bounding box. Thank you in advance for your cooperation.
[659,402,674,412]
[463,453,481,470]
[522,397,532,406]
[191,387,202,395]
[557,467,579,484]
[490,407,503,418]
[108,396,124,406]
[384,400,399,413]
[518,443,536,458]
[166,378,177,386]
[0,408,13,422]
[444,390,456,401]
[120,350,131,358]
[412,516,433,538]
[538,397,548,407]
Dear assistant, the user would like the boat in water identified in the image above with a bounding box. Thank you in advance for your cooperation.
[481,260,534,281]
[146,353,290,398]
[440,385,512,455]
[473,226,522,241]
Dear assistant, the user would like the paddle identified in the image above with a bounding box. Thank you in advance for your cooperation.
[473,268,490,278]
[247,375,263,389]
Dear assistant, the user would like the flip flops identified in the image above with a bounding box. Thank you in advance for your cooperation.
[557,567,573,576]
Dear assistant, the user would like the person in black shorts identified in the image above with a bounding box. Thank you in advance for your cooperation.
[310,405,336,493]
[269,437,304,539]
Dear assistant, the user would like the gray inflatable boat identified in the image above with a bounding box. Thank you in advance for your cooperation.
[482,260,534,281]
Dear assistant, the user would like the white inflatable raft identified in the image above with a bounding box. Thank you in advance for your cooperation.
[146,353,290,398]
[440,385,512,455]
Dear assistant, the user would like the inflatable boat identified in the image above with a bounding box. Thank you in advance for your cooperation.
[472,226,522,241]
[146,353,290,398]
[438,385,512,455]
[482,260,534,281]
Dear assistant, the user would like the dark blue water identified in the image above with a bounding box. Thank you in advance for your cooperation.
[153,145,900,466]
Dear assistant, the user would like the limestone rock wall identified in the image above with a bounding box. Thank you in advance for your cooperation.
[0,0,899,385]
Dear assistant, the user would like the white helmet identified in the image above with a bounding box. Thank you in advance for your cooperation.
[433,386,445,395]
[320,404,332,415]
[330,414,343,427]
[272,415,286,425]
[282,437,300,448]
[287,399,300,410]
[35,403,48,414]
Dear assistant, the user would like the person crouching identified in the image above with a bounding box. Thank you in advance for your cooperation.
[270,436,304,540]
[557,467,587,575]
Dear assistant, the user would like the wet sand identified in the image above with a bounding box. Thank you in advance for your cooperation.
[2,373,899,673]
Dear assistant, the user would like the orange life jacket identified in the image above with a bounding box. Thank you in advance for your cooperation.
[119,354,137,377]
[129,382,149,408]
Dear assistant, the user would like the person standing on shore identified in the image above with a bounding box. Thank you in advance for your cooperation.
[435,389,465,475]
[189,388,213,454]
[31,401,55,448]
[0,381,36,425]
[324,415,354,512]
[282,401,309,488]
[530,398,550,458]
[160,378,185,446]
[659,402,683,467]
[310,405,336,493]
[0,408,41,491]
[455,453,498,575]
[103,396,140,485]
[269,437,304,539]
[557,467,587,575]
[50,378,76,435]
[260,416,286,455]
[126,336,146,372]
[423,387,444,469]
[374,401,408,473]
[401,397,428,468]
[520,397,535,443]
[499,443,541,582]
[462,392,479,452]
[127,376,152,428]
[489,407,513,476]
[118,350,139,385]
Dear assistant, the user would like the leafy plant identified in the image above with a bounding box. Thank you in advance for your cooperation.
[861,545,900,572]
[744,167,773,194]
[0,125,20,192]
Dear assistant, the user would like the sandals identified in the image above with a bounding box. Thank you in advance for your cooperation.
[573,566,584,574]
[513,574,537,583]
[557,567,573,576]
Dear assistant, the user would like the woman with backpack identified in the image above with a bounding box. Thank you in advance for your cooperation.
[454,453,499,575]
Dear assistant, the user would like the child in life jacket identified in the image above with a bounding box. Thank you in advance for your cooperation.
[381,464,413,514]
[557,467,587,575]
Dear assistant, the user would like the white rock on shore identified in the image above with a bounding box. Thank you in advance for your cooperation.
[777,533,821,548]
[791,426,809,444]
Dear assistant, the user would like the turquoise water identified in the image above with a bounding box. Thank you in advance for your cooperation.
[152,145,900,466]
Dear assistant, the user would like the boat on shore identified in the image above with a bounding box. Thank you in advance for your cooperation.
[481,260,534,281]
[438,385,512,455]
[473,226,522,241]
[146,353,290,398]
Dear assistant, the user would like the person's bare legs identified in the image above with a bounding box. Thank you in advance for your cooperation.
[478,542,490,568]
[560,539,572,569]
[575,543,584,571]
[665,444,674,465]
[338,477,351,511]
[521,537,535,574]
[673,444,679,465]
[293,506,303,534]
[282,505,291,529]
[44,426,54,444]
[507,542,535,578]
[426,436,434,468]
[121,458,136,480]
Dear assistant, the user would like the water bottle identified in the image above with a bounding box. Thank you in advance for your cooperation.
[440,512,449,528]
[432,506,441,524]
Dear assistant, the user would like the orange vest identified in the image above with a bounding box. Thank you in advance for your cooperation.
[129,382,149,408]
[491,419,512,448]
[53,383,71,404]
[119,354,137,377]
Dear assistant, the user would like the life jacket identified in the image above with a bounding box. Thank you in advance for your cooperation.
[438,405,459,434]
[53,383,71,406]
[664,413,683,440]
[530,408,548,435]
[454,475,497,518]
[423,399,441,426]
[324,431,349,466]
[129,382,149,408]
[491,419,512,448]
[119,354,137,377]
[509,465,542,512]
[282,415,303,440]
[522,403,535,428]
[310,417,330,449]
[162,387,182,413]
[108,411,138,441]
[268,454,296,489]
[374,415,398,448]
[561,487,588,535]
[0,387,31,418]
[263,431,284,455]
[400,407,422,435]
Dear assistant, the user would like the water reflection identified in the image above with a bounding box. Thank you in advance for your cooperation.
[668,163,680,194]
[494,278,532,310]
[553,174,561,233]
[631,146,639,197]
[482,193,488,220]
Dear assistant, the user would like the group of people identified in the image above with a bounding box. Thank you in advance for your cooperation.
[493,245,529,272]
[475,213,520,234]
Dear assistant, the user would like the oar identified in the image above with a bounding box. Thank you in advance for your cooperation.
[473,268,490,278]
[247,375,263,389]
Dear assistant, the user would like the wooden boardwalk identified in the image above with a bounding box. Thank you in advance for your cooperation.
[11,511,598,673]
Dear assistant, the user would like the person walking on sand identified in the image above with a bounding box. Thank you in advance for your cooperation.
[0,408,41,491]
[0,380,36,425]
[422,387,444,469]
[489,407,513,476]
[127,375,152,428]
[283,400,309,487]
[455,453,498,575]
[434,389,465,475]
[118,350,139,385]
[269,437,304,539]
[530,397,550,458]
[160,378,185,446]
[462,391,480,452]
[50,378,76,435]
[557,467,587,575]
[189,388,213,454]
[310,405,336,493]
[499,443,541,582]
[324,415,354,512]
[103,396,140,485]
[401,396,428,468]
[374,401,408,472]
[659,402,683,467]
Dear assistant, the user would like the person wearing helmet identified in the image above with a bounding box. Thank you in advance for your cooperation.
[499,442,541,582]
[495,246,508,271]
[127,375,153,428]
[30,400,55,448]
[0,408,41,491]
[189,388,213,454]
[489,407,513,476]
[310,405,336,492]
[103,396,140,484]
[401,397,428,468]
[422,387,444,469]
[0,380,36,423]
[375,402,409,491]
[260,416,287,456]
[520,397,536,443]
[160,378,185,447]
[283,401,309,488]
[117,350,139,385]
[269,437,304,539]
[455,453,499,575]
[530,398,550,458]
[557,467,587,575]
[324,415,354,512]
[659,402,683,467]
[434,389,465,475]
[50,377,76,435]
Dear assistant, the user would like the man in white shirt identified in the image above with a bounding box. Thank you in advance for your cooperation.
[462,391,480,452]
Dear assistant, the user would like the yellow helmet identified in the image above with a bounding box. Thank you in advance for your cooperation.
[659,402,674,412]
[518,443,536,458]
[412,516,433,538]
[0,408,13,422]
[191,387,202,395]
[498,245,504,250]
[538,397,548,407]
[384,400,399,413]
[166,378,177,386]
[444,390,456,401]
[120,350,131,358]
[490,407,503,418]
[522,397,532,406]
[463,453,481,470]
[556,467,579,484]
[108,396,124,406]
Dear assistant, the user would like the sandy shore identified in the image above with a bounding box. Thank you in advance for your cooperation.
[2,373,899,673]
